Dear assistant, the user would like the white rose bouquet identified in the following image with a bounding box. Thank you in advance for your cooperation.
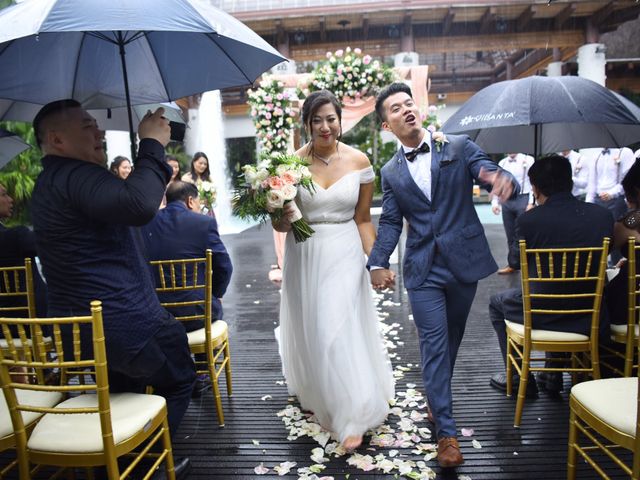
[198,180,217,211]
[232,153,316,242]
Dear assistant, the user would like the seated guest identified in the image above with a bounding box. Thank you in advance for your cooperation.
[605,160,640,326]
[30,99,193,478]
[488,155,613,395]
[142,180,232,326]
[0,183,47,317]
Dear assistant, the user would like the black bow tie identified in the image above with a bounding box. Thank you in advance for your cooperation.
[602,148,610,155]
[405,143,430,162]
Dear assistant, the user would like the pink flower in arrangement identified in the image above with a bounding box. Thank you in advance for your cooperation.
[281,172,296,185]
[429,104,438,113]
[267,176,284,190]
[266,103,274,110]
[335,49,344,57]
[264,95,272,102]
[363,55,372,65]
[265,112,272,120]
[326,51,332,59]
[354,47,362,55]
[276,93,283,101]
[338,75,345,82]
[336,68,343,76]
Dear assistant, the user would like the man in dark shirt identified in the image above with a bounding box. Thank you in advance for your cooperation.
[30,100,196,458]
[142,180,233,324]
[488,155,613,395]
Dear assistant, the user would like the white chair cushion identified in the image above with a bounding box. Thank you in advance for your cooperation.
[27,392,166,453]
[505,320,589,341]
[0,389,63,438]
[610,323,640,337]
[0,336,52,349]
[186,320,228,347]
[571,377,637,437]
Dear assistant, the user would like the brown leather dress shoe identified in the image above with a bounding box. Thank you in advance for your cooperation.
[437,437,464,468]
[497,266,516,275]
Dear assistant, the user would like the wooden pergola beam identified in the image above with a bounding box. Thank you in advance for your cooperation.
[442,8,455,36]
[479,7,496,35]
[591,1,614,27]
[517,5,536,32]
[554,3,575,30]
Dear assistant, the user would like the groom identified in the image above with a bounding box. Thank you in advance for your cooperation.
[368,83,519,468]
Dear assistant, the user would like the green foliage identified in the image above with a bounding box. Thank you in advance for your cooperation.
[164,142,190,174]
[226,137,257,188]
[0,121,42,226]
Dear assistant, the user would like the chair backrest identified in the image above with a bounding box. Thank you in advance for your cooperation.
[519,237,610,342]
[149,249,213,330]
[0,301,118,457]
[0,258,35,319]
[626,237,640,374]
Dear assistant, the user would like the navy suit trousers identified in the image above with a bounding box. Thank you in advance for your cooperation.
[407,254,477,439]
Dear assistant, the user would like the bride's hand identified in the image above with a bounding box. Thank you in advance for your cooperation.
[370,268,395,290]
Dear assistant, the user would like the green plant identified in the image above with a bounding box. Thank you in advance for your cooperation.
[0,121,41,226]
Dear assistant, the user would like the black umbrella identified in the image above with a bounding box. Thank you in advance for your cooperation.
[442,75,640,157]
[0,128,30,169]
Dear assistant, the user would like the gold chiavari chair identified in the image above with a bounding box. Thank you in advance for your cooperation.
[0,301,176,480]
[0,258,36,347]
[150,250,232,427]
[506,238,610,427]
[601,237,640,378]
[567,342,639,478]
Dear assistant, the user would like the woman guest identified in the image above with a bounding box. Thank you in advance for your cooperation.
[181,151,212,185]
[109,156,132,180]
[272,90,394,451]
[166,154,181,184]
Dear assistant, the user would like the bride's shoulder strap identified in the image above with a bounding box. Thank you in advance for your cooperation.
[359,166,375,184]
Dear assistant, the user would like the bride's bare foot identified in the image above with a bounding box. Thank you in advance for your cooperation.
[342,435,363,451]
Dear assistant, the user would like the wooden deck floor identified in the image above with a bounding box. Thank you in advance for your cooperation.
[171,222,629,480]
[1,222,630,479]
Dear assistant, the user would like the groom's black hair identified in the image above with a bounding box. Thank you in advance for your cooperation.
[375,82,413,123]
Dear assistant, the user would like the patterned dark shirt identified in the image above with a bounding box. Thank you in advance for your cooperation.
[31,139,172,365]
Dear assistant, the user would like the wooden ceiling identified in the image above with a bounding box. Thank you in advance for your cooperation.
[216,0,640,108]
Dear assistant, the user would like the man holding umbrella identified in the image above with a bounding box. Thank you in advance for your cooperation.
[30,99,193,477]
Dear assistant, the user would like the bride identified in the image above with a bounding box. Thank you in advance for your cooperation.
[273,90,395,450]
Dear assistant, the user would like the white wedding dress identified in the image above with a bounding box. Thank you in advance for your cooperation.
[278,166,395,443]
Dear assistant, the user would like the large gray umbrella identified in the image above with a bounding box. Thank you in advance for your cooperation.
[442,75,640,157]
[0,0,286,157]
[0,129,30,169]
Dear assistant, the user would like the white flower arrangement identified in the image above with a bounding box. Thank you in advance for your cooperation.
[247,78,296,156]
[300,47,395,102]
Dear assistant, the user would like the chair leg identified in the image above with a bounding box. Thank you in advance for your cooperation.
[209,361,225,427]
[506,337,513,397]
[223,341,232,397]
[567,406,579,480]
[161,417,176,480]
[513,357,530,428]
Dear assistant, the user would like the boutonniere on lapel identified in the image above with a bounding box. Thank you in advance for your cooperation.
[431,131,449,153]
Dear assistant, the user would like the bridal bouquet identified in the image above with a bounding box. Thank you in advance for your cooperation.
[233,153,316,242]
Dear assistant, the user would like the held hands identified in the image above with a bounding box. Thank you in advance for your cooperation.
[138,107,171,147]
[478,167,515,204]
[370,268,396,290]
[491,205,501,215]
[599,192,612,201]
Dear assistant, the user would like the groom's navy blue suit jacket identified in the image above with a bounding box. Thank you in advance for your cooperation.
[368,134,518,289]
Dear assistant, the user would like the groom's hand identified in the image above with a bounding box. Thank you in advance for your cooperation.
[370,268,396,290]
[479,167,515,203]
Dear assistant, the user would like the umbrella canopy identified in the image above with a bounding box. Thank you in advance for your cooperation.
[442,75,640,156]
[0,99,185,132]
[0,0,286,156]
[0,129,30,169]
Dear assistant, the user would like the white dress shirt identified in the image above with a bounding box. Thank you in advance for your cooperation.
[491,153,534,207]
[564,150,589,197]
[401,129,432,202]
[586,147,635,202]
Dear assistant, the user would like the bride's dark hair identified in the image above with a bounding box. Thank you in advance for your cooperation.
[301,90,343,154]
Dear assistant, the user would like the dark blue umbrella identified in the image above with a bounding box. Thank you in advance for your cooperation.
[0,129,30,169]
[0,0,286,157]
[442,75,640,157]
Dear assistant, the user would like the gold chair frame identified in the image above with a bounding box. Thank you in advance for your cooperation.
[601,237,640,378]
[567,351,639,478]
[506,238,610,427]
[0,301,176,480]
[150,249,232,426]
